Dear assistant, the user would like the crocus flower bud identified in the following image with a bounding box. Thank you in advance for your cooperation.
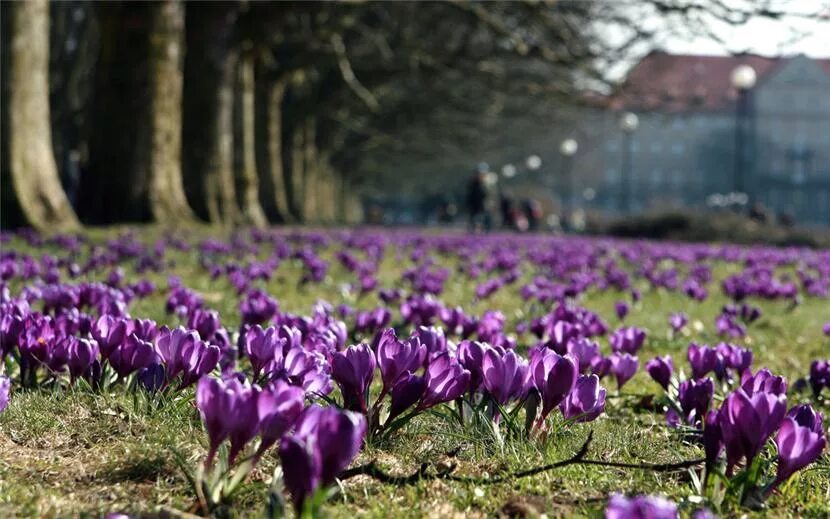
[388,372,425,422]
[605,493,678,519]
[786,404,824,434]
[719,389,787,473]
[560,374,606,423]
[614,301,629,321]
[531,349,578,420]
[257,379,305,455]
[808,360,829,397]
[241,325,284,380]
[376,330,426,391]
[645,355,673,390]
[567,338,601,374]
[741,368,787,396]
[417,352,470,411]
[279,405,366,510]
[482,349,528,405]
[331,343,376,413]
[610,327,646,354]
[67,337,99,380]
[0,375,10,413]
[109,334,157,378]
[771,416,826,492]
[687,343,719,380]
[609,352,639,390]
[195,375,260,466]
[668,312,688,333]
[677,377,714,426]
[702,410,722,466]
[92,314,127,358]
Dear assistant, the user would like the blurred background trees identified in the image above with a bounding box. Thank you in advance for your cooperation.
[0,0,807,230]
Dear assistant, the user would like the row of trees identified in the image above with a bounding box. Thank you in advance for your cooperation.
[1,1,802,231]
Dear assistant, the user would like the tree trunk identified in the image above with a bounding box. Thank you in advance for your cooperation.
[301,117,318,221]
[1,0,79,231]
[233,50,267,227]
[80,1,193,224]
[146,0,193,222]
[255,72,292,223]
[182,2,239,224]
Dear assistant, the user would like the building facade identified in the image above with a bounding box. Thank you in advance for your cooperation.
[589,52,830,224]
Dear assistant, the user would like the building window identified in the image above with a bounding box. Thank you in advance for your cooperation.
[671,170,683,187]
[672,118,685,130]
[606,139,619,152]
[605,168,619,183]
[671,143,685,154]
[651,143,663,153]
[650,169,661,186]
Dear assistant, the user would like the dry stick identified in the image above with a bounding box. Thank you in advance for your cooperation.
[341,431,705,486]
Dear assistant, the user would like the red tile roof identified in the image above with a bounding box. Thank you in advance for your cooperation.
[609,52,830,113]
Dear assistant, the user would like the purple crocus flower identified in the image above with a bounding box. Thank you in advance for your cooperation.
[786,404,824,434]
[531,349,578,420]
[375,329,426,391]
[91,315,128,358]
[609,353,638,390]
[610,327,646,354]
[195,375,260,466]
[809,360,830,397]
[687,343,720,380]
[605,494,678,519]
[240,289,279,326]
[457,340,491,392]
[66,337,99,380]
[645,355,673,390]
[388,372,425,422]
[770,416,826,491]
[187,309,221,342]
[156,326,220,388]
[567,338,601,374]
[256,379,305,456]
[241,325,284,380]
[560,374,606,423]
[416,352,470,411]
[331,343,376,413]
[590,355,613,379]
[108,334,158,378]
[279,405,366,510]
[614,301,629,321]
[668,312,688,333]
[675,377,714,426]
[702,409,723,465]
[482,349,528,405]
[0,375,10,413]
[741,368,787,396]
[719,389,787,472]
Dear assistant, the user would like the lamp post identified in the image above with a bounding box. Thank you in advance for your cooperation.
[730,64,756,203]
[559,138,578,216]
[619,112,639,213]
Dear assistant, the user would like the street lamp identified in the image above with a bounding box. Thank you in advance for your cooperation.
[559,138,578,217]
[731,64,756,203]
[526,155,542,171]
[619,112,639,213]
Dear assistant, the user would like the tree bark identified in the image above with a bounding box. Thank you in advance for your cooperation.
[182,2,239,224]
[79,1,193,224]
[255,72,292,223]
[1,0,79,231]
[147,0,193,222]
[233,50,267,227]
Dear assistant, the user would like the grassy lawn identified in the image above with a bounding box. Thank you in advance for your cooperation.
[1,228,828,518]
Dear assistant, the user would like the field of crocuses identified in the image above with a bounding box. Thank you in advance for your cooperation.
[1,228,828,518]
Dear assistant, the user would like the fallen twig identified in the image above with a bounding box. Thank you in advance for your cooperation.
[341,431,705,486]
